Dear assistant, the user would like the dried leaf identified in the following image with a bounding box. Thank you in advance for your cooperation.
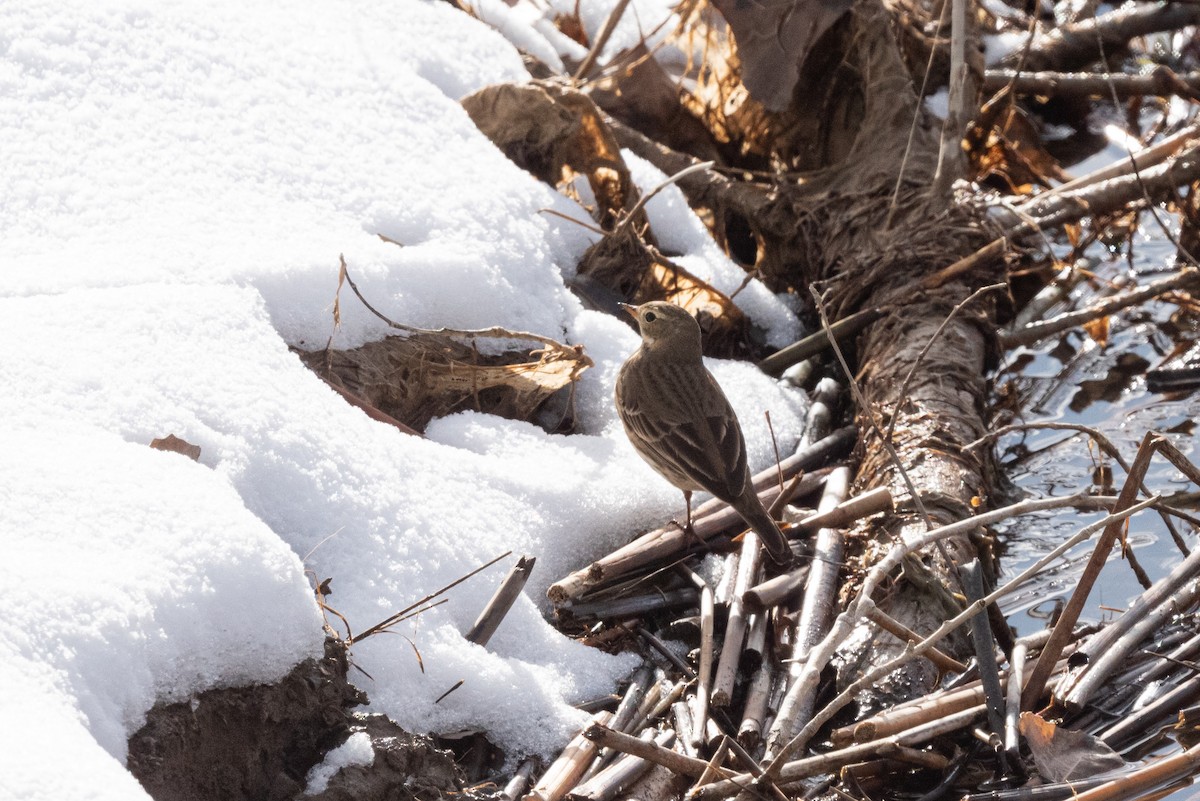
[1019,712,1125,782]
[968,105,1069,194]
[710,0,852,112]
[1083,315,1110,348]
[586,43,721,162]
[149,434,201,461]
[299,327,592,432]
[461,82,640,231]
[576,231,751,357]
[554,12,588,47]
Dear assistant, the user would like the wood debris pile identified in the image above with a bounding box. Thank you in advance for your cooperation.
[429,0,1200,798]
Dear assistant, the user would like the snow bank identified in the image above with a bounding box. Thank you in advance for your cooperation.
[0,0,806,794]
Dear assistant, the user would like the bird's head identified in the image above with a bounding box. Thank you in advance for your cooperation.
[619,301,703,358]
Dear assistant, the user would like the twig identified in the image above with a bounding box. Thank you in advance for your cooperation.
[693,707,973,800]
[583,724,709,778]
[983,67,1200,99]
[962,559,1006,738]
[711,530,763,707]
[1062,480,1200,706]
[690,571,716,743]
[998,2,1200,73]
[1003,643,1026,764]
[758,308,885,376]
[352,551,511,643]
[1066,741,1200,801]
[689,737,732,793]
[919,239,1009,292]
[932,0,969,196]
[738,660,775,749]
[765,467,850,756]
[1007,259,1089,331]
[608,667,655,738]
[834,670,999,746]
[1020,432,1160,710]
[965,419,1190,554]
[758,493,1156,785]
[1098,671,1200,748]
[573,0,633,81]
[887,0,952,228]
[567,589,699,621]
[639,628,697,679]
[530,711,614,801]
[1014,123,1200,212]
[615,161,716,237]
[808,285,935,531]
[547,438,848,603]
[864,605,968,674]
[465,555,536,646]
[1001,267,1200,347]
[504,758,539,801]
[742,564,811,613]
[1010,142,1200,235]
[569,728,675,801]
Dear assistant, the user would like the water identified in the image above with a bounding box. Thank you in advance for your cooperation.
[993,214,1200,635]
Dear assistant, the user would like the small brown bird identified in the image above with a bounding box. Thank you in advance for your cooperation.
[614,301,791,564]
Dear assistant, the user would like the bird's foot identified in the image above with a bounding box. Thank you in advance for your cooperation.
[670,518,701,547]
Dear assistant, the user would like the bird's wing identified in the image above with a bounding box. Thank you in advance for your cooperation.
[692,370,750,500]
[617,359,749,502]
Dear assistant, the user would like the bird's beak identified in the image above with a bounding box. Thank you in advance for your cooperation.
[617,302,638,318]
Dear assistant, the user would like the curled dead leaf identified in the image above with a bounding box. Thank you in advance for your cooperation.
[1018,712,1125,782]
[300,327,592,433]
[461,82,640,231]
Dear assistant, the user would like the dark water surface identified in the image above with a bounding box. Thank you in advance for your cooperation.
[993,205,1199,635]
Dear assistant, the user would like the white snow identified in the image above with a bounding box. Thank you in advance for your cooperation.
[0,0,807,797]
[624,152,802,349]
[304,731,375,795]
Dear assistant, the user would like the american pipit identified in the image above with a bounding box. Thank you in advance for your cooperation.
[614,301,791,564]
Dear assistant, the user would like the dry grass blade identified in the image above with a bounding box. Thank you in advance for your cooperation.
[352,551,511,644]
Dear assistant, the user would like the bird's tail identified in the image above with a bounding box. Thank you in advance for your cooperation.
[736,490,792,565]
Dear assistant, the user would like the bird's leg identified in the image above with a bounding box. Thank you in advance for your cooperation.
[670,490,701,548]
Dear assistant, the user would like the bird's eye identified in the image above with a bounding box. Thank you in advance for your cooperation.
[644,311,657,322]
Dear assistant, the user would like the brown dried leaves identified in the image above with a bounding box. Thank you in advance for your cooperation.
[462,81,752,356]
[302,258,593,434]
[301,328,591,433]
[461,82,640,231]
